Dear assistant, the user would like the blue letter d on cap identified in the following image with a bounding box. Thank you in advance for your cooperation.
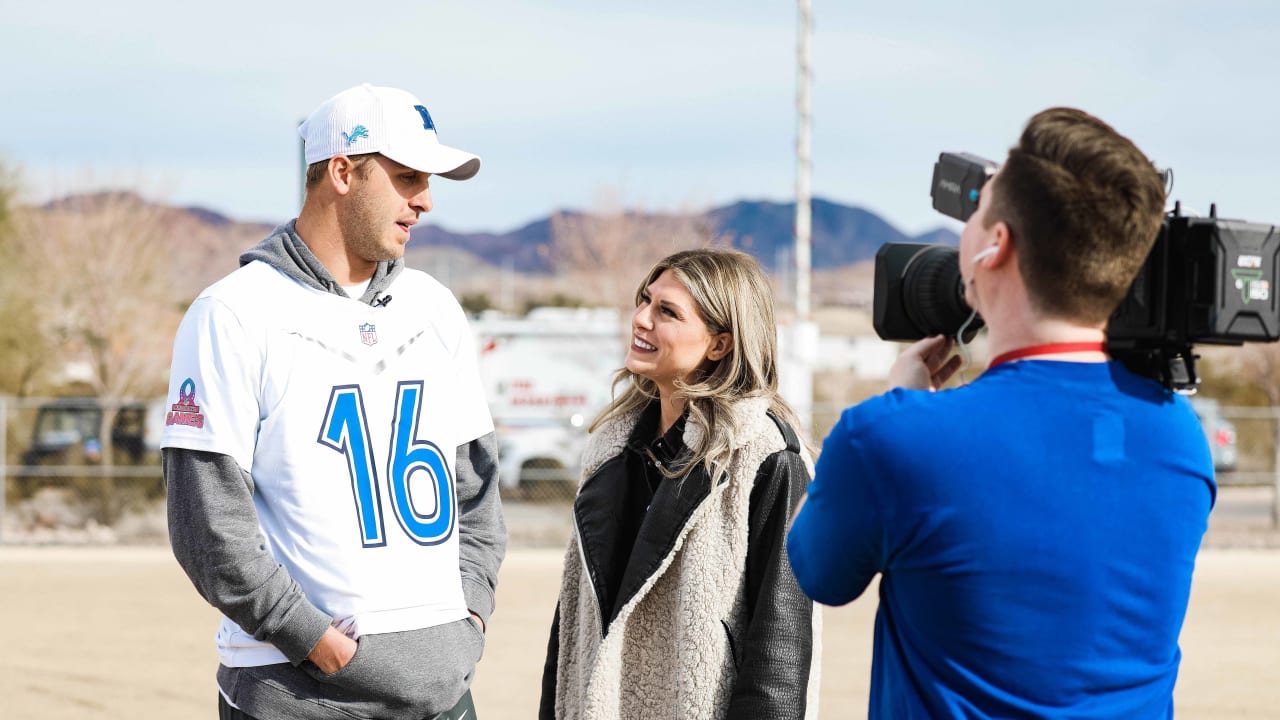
[414,105,435,132]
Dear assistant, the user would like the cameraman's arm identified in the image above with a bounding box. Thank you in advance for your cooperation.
[786,411,886,605]
[889,335,961,391]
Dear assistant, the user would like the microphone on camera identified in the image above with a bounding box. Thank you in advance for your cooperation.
[374,294,393,308]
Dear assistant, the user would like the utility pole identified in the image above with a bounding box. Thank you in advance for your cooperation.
[780,0,819,435]
[795,0,813,322]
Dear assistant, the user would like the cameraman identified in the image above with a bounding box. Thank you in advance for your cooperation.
[786,107,1216,718]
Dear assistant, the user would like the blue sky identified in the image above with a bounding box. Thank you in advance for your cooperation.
[3,0,1277,236]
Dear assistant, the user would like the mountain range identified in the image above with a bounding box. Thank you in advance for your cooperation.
[409,197,958,273]
[38,192,958,295]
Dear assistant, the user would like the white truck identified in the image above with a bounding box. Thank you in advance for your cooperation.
[472,308,625,493]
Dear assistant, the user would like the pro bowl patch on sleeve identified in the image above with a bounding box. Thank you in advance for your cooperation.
[166,377,206,429]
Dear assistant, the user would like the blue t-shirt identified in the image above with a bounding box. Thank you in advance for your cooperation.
[787,360,1216,719]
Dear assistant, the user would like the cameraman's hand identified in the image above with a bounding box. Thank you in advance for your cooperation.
[890,335,962,391]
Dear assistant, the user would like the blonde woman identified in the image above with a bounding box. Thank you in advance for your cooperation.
[539,248,821,719]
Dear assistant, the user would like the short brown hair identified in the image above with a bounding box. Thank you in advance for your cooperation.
[304,153,380,191]
[985,107,1166,323]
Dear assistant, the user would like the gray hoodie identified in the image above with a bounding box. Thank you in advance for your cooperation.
[165,221,507,720]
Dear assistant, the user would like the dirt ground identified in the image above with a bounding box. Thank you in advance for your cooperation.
[1,545,1276,719]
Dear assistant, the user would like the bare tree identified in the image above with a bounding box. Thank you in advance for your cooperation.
[548,190,732,312]
[0,278,56,396]
[16,192,184,401]
[0,164,55,395]
[6,191,192,520]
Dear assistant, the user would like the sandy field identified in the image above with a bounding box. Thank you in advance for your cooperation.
[1,545,1276,719]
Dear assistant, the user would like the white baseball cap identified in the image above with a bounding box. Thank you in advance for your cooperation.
[299,83,480,181]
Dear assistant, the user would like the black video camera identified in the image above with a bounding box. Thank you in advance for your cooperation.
[873,152,1280,390]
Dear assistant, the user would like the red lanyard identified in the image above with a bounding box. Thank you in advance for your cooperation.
[988,342,1107,368]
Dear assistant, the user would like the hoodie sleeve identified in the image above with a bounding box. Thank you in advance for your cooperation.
[454,432,508,627]
[164,447,332,665]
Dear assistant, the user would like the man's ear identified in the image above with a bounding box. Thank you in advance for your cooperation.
[706,332,733,362]
[986,223,1014,267]
[327,155,357,195]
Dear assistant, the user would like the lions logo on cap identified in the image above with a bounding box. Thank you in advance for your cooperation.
[343,125,370,145]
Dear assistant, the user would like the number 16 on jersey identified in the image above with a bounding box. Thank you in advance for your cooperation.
[318,381,456,547]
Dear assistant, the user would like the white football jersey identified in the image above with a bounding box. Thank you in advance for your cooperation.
[162,261,493,667]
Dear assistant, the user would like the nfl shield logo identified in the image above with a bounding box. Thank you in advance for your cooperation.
[359,323,378,346]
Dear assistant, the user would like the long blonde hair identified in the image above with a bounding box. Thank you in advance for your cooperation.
[591,248,807,480]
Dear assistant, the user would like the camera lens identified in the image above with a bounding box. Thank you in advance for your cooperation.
[902,246,982,341]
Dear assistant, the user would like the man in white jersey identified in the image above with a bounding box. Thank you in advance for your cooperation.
[163,84,506,720]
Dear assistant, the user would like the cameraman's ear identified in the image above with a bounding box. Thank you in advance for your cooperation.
[978,225,1013,267]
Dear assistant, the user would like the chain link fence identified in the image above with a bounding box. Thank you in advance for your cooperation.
[3,396,1277,545]
[0,396,167,544]
[493,402,1280,539]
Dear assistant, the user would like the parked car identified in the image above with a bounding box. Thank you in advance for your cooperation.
[21,398,165,466]
[495,416,587,494]
[1190,397,1237,473]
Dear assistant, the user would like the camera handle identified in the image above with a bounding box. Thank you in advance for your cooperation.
[1112,343,1200,394]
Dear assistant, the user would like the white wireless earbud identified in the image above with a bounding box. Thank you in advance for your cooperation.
[971,246,999,265]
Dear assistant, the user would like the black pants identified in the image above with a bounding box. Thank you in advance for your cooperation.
[218,689,477,720]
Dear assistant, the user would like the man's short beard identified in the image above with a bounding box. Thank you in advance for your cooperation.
[339,183,403,263]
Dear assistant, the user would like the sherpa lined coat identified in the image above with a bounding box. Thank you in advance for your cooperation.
[540,396,821,720]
